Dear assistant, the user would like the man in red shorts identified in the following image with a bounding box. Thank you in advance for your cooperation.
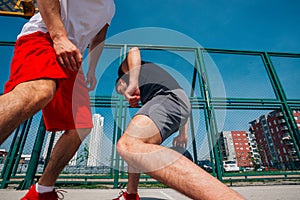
[0,0,115,199]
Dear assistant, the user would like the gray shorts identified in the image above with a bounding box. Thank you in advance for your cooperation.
[136,89,191,141]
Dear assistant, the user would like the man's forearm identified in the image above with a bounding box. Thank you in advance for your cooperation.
[37,0,67,40]
[88,41,104,73]
[179,120,189,137]
[88,24,109,73]
[127,47,141,86]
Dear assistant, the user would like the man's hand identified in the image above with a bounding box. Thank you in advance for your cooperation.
[124,84,140,107]
[53,36,82,71]
[173,121,189,149]
[172,134,188,149]
[37,0,81,71]
[86,71,97,91]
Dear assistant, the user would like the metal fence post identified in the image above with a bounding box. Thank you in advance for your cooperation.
[18,117,46,190]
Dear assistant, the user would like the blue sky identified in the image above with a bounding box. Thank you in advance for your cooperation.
[1,0,300,49]
[0,0,299,158]
[1,0,300,92]
[1,0,300,93]
[109,0,300,52]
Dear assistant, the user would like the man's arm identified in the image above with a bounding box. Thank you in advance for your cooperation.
[172,119,189,149]
[37,0,82,71]
[124,47,141,107]
[86,24,109,91]
[126,47,141,89]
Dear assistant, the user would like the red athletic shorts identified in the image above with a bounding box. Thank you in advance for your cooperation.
[4,31,93,131]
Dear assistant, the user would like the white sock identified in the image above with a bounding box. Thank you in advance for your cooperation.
[36,183,55,194]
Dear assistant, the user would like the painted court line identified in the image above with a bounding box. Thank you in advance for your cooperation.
[160,190,176,200]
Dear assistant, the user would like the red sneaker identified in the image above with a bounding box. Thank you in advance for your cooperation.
[21,184,65,200]
[113,190,140,200]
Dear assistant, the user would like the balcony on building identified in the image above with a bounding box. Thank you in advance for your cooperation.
[285,141,294,146]
[288,148,297,155]
[278,119,286,124]
[282,133,291,141]
[281,126,289,131]
[275,112,284,118]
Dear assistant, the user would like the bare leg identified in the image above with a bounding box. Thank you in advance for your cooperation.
[0,79,56,144]
[38,128,91,186]
[117,115,245,200]
[127,166,140,194]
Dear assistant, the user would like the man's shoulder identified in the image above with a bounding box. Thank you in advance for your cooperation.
[141,60,151,64]
[141,61,158,67]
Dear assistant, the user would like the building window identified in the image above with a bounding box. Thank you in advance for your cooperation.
[268,136,271,140]
[285,155,289,160]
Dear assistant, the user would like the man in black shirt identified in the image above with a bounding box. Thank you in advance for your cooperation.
[113,47,245,200]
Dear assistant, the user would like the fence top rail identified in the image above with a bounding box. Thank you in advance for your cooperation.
[1,41,300,57]
[223,171,300,177]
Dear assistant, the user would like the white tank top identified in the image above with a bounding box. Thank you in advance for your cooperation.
[18,0,115,54]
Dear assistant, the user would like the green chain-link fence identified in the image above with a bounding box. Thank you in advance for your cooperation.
[0,43,300,189]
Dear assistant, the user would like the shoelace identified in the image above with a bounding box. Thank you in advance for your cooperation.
[55,189,67,200]
[117,190,126,197]
[115,190,139,200]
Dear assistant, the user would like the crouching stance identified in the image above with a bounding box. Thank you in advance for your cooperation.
[113,47,245,200]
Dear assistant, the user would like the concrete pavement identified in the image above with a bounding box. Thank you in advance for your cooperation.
[0,184,299,200]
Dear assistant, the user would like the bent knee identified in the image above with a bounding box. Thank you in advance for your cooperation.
[116,136,131,156]
[116,134,143,157]
[116,137,126,156]
[32,79,56,104]
[12,79,56,110]
[82,128,92,135]
[77,128,92,139]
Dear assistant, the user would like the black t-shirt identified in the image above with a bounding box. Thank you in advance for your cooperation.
[118,61,181,104]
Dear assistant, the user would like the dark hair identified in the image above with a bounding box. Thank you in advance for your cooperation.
[115,78,121,94]
[116,58,126,84]
[118,62,125,78]
[115,58,128,93]
[115,58,130,89]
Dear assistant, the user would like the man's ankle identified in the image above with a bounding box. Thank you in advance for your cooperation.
[36,183,55,193]
[126,189,138,195]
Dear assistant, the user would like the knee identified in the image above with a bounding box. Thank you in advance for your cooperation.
[116,134,145,158]
[116,137,127,157]
[116,135,134,158]
[32,80,56,105]
[77,128,92,140]
[13,79,56,108]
